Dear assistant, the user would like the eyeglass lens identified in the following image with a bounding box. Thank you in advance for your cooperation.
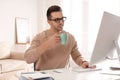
[50,17,66,23]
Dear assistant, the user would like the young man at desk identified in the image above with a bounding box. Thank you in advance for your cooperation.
[24,5,96,71]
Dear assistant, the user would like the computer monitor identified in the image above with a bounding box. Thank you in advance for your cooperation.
[90,11,120,65]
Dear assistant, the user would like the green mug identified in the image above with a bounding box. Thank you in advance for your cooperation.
[60,33,67,45]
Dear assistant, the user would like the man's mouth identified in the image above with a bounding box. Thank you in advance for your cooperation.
[59,26,63,29]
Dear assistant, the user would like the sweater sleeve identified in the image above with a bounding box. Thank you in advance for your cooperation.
[69,34,86,66]
[24,32,47,64]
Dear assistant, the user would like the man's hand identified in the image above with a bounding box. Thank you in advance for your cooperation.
[47,33,61,48]
[81,61,96,68]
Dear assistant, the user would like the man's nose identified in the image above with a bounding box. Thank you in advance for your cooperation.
[59,20,64,24]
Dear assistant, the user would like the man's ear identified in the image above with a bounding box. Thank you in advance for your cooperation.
[47,20,50,24]
[47,20,51,25]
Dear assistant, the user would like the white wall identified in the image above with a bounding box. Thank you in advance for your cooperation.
[0,0,62,47]
[0,0,38,46]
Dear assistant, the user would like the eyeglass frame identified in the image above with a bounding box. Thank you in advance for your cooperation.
[49,17,67,23]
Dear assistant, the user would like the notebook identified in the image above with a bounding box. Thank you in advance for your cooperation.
[21,72,54,80]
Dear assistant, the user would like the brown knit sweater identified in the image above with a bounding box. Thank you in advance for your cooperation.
[24,29,85,70]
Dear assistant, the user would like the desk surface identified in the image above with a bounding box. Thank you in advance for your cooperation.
[20,59,120,80]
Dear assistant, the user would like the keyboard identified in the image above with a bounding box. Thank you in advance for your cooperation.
[72,67,102,73]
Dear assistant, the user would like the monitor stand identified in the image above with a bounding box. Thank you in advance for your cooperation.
[110,40,120,70]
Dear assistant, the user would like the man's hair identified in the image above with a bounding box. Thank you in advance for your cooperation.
[47,5,62,20]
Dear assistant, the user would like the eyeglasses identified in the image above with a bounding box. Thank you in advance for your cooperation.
[49,17,67,23]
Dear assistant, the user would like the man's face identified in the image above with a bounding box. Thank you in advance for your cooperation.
[48,11,66,32]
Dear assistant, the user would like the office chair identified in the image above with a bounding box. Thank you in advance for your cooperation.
[34,62,36,71]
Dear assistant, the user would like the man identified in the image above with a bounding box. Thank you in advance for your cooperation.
[24,5,96,71]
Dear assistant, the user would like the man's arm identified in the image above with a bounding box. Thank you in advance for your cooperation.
[24,32,61,64]
[71,45,86,66]
[24,34,49,64]
[71,42,96,68]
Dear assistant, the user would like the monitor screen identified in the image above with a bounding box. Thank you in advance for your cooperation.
[90,11,120,65]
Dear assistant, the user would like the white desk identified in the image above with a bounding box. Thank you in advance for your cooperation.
[20,59,120,80]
